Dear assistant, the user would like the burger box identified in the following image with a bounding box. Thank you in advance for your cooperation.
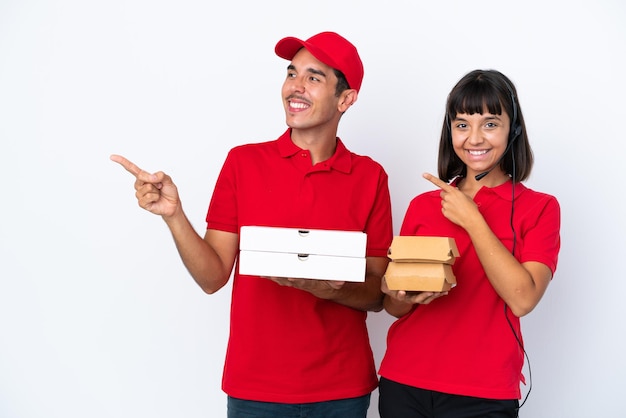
[238,226,367,282]
[388,236,459,264]
[384,262,457,292]
[384,236,460,291]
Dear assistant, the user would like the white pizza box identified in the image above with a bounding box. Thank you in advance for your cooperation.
[239,251,367,282]
[238,226,367,282]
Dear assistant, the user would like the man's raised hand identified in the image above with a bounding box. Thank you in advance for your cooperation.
[110,154,180,218]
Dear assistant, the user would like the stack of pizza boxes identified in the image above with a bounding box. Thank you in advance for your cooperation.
[238,226,368,282]
[384,236,460,291]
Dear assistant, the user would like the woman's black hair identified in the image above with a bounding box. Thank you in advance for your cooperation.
[438,69,534,182]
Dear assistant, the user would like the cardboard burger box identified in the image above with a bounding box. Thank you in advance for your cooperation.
[384,262,457,292]
[384,236,460,291]
[238,226,367,282]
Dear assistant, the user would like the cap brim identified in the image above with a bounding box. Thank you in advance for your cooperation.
[275,37,306,61]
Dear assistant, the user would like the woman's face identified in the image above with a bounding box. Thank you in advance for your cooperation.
[450,109,512,180]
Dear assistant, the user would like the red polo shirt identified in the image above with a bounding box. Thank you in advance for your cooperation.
[379,180,560,400]
[206,129,393,403]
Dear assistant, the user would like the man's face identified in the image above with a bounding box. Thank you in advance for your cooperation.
[281,48,343,131]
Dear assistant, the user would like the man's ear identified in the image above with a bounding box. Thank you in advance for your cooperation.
[338,89,358,113]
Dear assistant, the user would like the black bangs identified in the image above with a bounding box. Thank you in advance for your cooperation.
[448,78,504,118]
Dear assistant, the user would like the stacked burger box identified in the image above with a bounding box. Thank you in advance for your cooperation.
[384,236,460,291]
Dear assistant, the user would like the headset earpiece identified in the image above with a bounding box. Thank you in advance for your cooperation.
[504,80,521,142]
[511,123,522,141]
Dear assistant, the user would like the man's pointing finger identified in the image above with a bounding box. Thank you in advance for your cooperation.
[110,154,144,176]
[110,154,160,185]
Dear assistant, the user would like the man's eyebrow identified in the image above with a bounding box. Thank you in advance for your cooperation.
[286,64,327,78]
[306,67,327,78]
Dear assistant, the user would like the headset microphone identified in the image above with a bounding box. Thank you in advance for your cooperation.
[474,134,517,181]
[474,81,522,181]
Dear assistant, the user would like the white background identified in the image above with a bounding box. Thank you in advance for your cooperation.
[1,0,624,417]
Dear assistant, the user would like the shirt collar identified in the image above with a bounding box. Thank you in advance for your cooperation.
[489,179,527,201]
[277,129,352,174]
[476,179,528,201]
[451,176,528,201]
